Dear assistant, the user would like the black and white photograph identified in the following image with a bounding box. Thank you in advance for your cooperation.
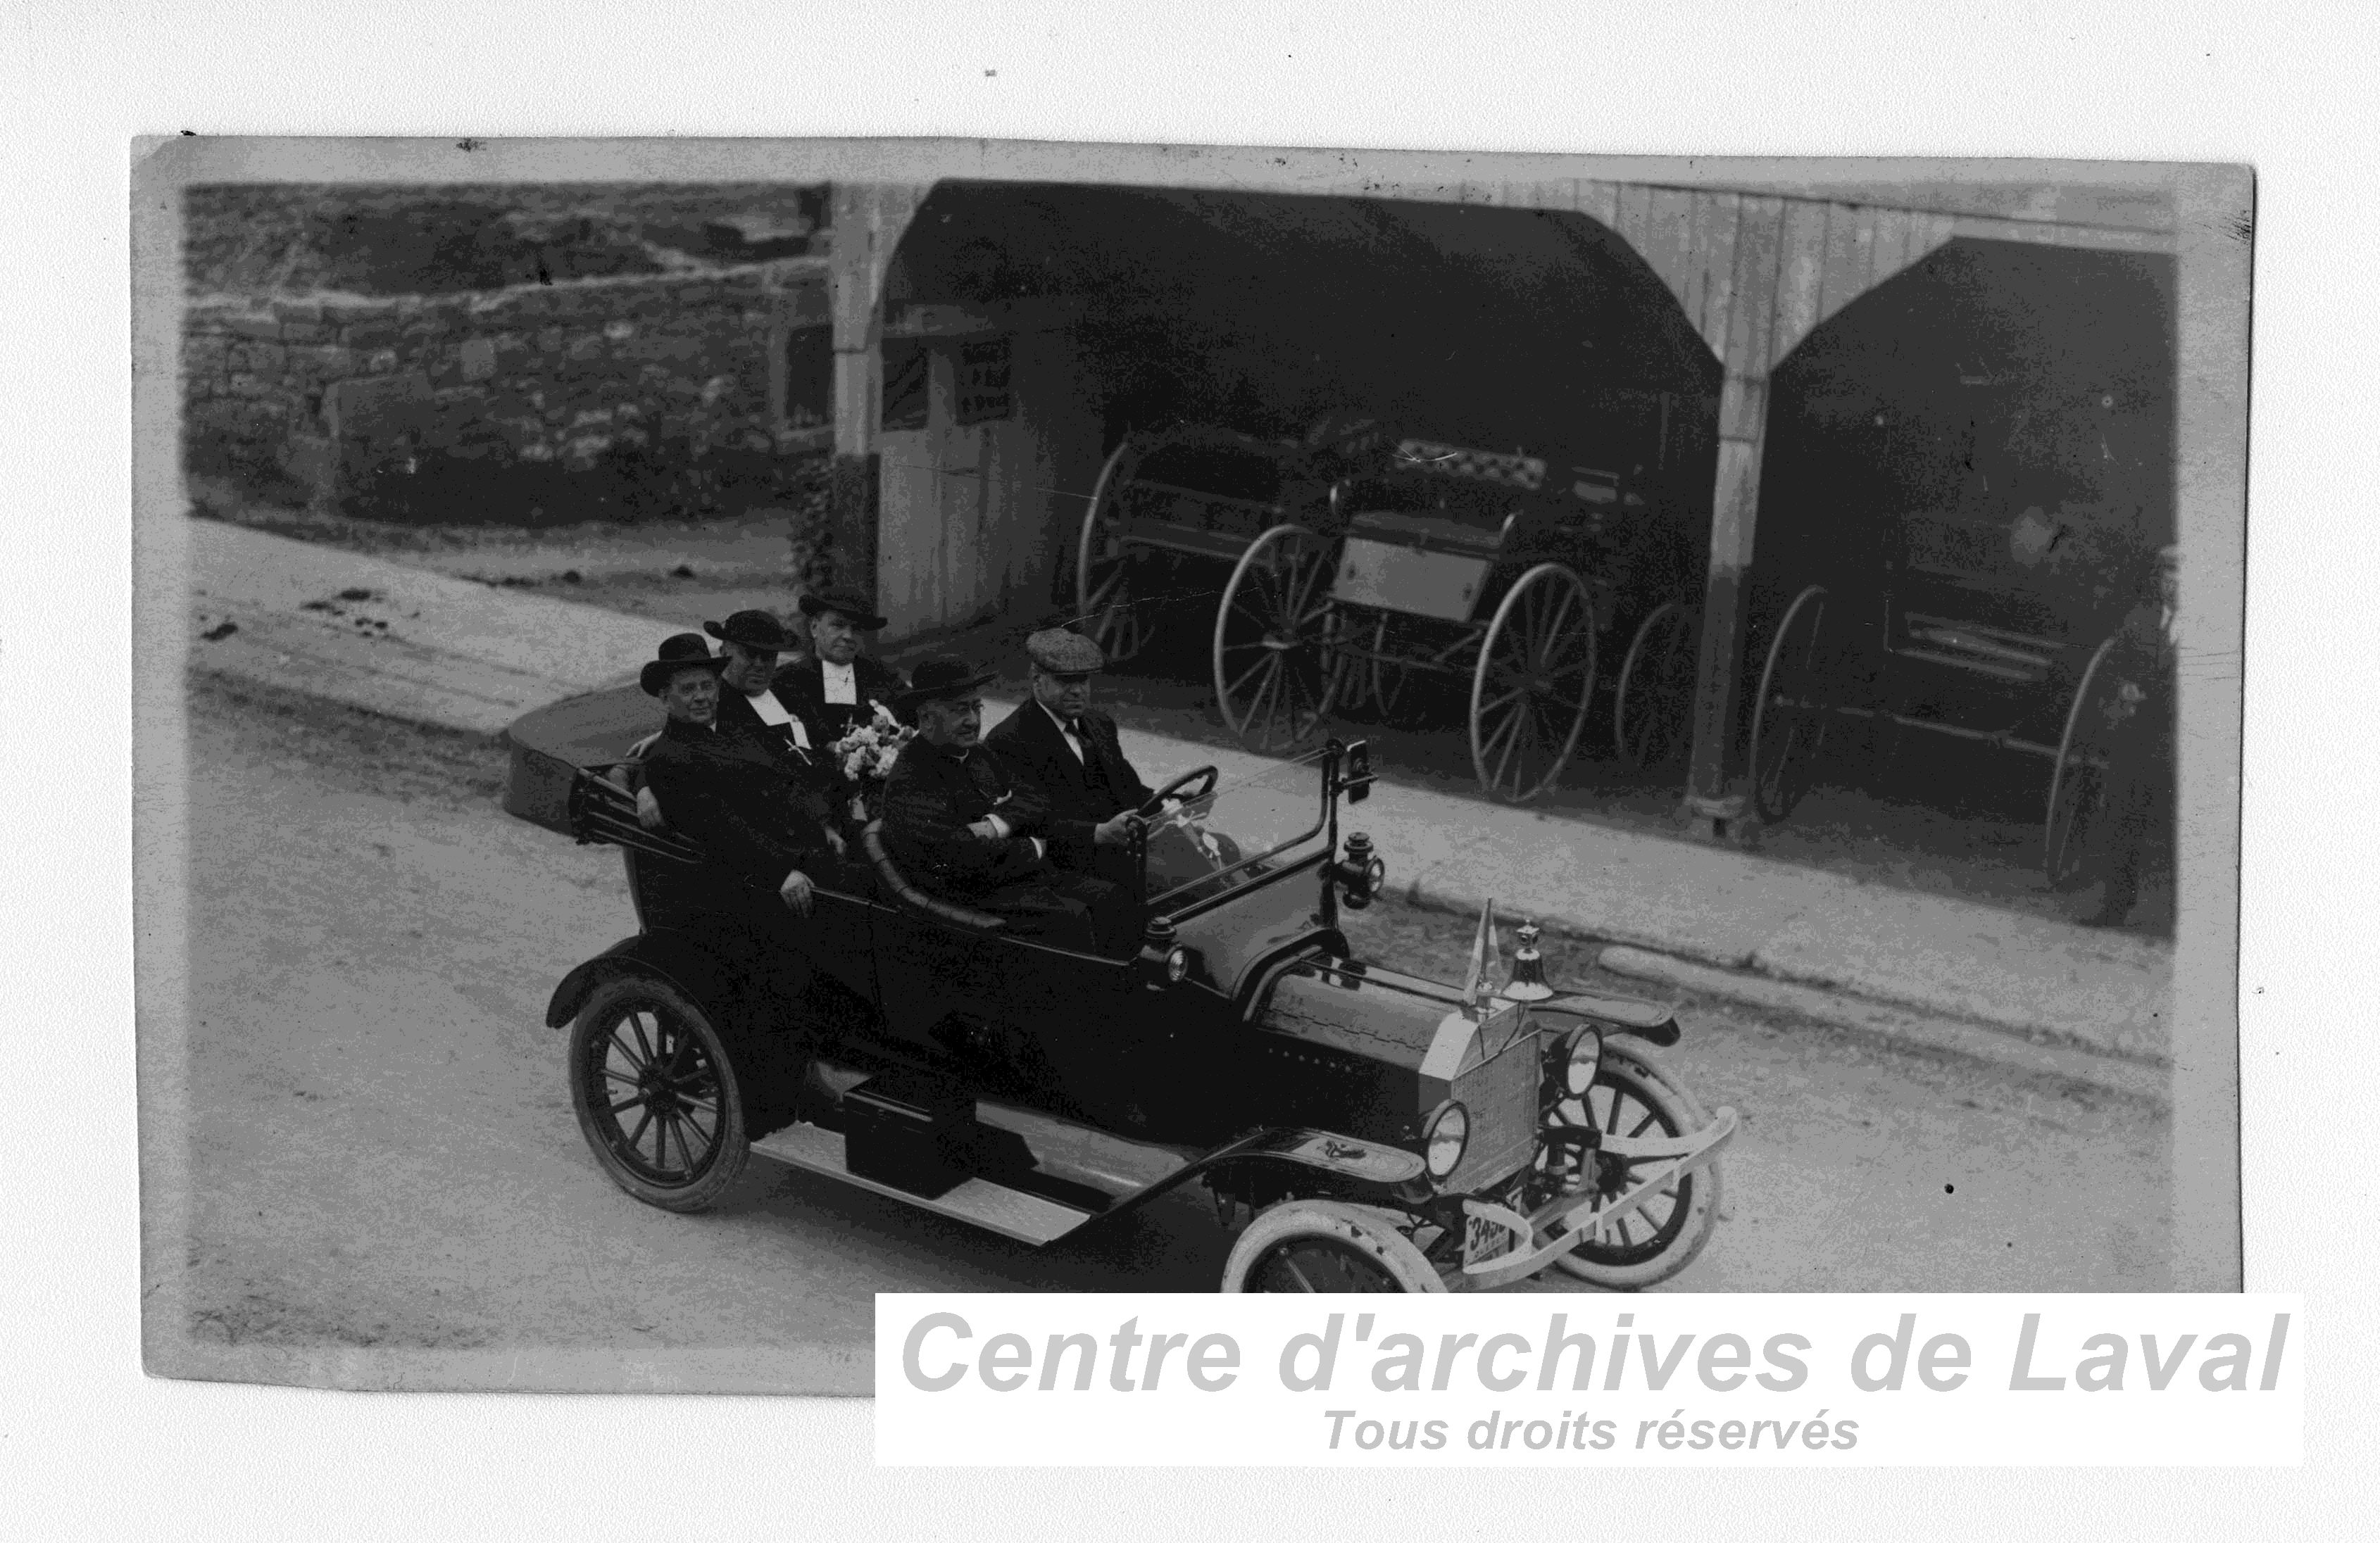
[133,139,2243,1391]
[26,1,2378,1530]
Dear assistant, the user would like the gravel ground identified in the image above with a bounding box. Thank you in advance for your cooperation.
[151,670,2173,1387]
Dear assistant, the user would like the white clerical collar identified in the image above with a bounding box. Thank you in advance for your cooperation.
[745,688,810,747]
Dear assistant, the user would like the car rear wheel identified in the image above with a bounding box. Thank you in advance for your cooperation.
[1551,1041,1723,1290]
[568,976,749,1214]
[1221,1201,1446,1293]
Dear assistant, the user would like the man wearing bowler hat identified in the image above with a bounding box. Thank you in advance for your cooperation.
[879,655,1135,955]
[985,627,1155,888]
[628,612,844,838]
[777,585,908,747]
[702,608,822,760]
[634,636,846,926]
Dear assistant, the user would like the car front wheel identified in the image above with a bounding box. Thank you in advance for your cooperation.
[568,976,750,1213]
[1550,1041,1724,1290]
[1220,1200,1446,1293]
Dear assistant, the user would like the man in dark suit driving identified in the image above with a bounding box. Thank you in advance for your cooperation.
[984,627,1155,888]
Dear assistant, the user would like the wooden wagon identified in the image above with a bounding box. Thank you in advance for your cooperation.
[1072,420,1369,667]
[1744,499,2165,885]
[1210,438,1703,801]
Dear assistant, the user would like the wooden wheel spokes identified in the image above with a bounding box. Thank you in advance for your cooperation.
[1614,601,1697,769]
[1337,612,1465,727]
[596,1007,722,1183]
[1470,563,1598,804]
[1213,524,1338,753]
[1246,1237,1405,1293]
[1322,610,1385,719]
[2043,759,2107,890]
[1574,1081,1687,1260]
[1075,439,1148,665]
[1748,584,1836,824]
[2044,632,2123,888]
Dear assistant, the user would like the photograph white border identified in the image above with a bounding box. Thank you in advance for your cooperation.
[10,0,2373,1535]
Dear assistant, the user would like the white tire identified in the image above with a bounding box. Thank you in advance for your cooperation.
[1221,1199,1446,1293]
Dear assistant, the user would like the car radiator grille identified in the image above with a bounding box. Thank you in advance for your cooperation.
[1443,1031,1541,1195]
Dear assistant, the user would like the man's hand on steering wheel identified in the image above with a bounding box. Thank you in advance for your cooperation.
[1093,810,1144,848]
[1138,764,1220,820]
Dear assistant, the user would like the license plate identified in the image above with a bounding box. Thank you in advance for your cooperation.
[1463,1210,1515,1268]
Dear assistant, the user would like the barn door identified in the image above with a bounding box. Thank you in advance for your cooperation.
[933,341,991,626]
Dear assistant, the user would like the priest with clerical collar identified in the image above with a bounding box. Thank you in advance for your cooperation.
[632,635,845,922]
[777,586,908,747]
[701,609,818,760]
[878,655,1135,955]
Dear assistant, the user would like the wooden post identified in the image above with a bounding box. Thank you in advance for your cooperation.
[825,182,922,606]
[1678,380,1770,841]
[1677,196,1790,843]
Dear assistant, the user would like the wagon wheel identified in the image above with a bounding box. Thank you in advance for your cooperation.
[1322,609,1381,719]
[1213,523,1340,753]
[568,976,749,1214]
[1221,1200,1445,1293]
[2044,633,2124,890]
[1612,600,1698,770]
[1319,610,1398,722]
[1747,584,1843,824]
[1074,437,1147,665]
[1470,562,1598,803]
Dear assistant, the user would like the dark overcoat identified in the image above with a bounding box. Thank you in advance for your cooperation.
[984,700,1155,874]
[640,714,846,901]
[878,739,1053,903]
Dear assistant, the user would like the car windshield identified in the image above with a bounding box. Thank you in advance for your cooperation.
[1143,748,1331,910]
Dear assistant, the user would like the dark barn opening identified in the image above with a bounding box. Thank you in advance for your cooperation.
[876,181,1724,638]
[1749,238,2177,824]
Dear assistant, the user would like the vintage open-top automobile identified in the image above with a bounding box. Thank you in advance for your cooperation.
[503,686,1737,1292]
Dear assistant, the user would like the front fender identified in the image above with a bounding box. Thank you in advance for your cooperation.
[1531,997,1683,1048]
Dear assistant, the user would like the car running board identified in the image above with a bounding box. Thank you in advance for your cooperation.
[755,1097,1432,1250]
[752,1122,1104,1247]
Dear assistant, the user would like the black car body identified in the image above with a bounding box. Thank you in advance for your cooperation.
[503,685,1736,1292]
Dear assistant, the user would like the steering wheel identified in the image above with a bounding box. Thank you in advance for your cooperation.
[1139,764,1220,819]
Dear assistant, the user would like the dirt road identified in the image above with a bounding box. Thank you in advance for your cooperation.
[152,673,2172,1392]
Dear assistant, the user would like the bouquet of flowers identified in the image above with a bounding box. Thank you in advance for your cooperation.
[829,700,915,823]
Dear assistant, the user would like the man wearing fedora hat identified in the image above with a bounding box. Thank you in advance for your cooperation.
[879,655,1134,955]
[985,627,1154,887]
[701,608,822,759]
[632,635,846,924]
[625,612,846,840]
[776,586,907,747]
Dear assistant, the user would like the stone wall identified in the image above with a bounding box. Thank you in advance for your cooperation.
[182,260,834,527]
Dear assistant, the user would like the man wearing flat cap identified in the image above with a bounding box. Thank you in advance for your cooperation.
[879,655,1136,955]
[985,627,1155,888]
[776,586,908,748]
[633,635,847,927]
